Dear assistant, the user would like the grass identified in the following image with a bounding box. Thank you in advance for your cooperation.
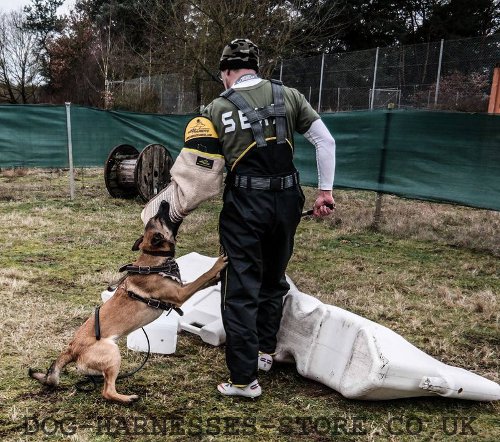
[0,168,498,441]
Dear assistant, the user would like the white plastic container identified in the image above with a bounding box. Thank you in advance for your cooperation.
[101,287,115,303]
[176,253,226,346]
[126,313,178,354]
[274,289,500,401]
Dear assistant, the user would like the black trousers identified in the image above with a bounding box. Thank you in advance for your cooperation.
[219,185,305,385]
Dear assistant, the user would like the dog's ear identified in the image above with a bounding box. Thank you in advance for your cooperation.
[132,235,144,251]
[152,232,166,248]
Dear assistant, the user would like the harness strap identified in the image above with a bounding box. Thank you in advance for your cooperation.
[220,79,287,148]
[127,290,184,316]
[270,79,287,145]
[118,258,181,282]
[142,249,175,257]
[119,263,177,275]
[221,89,267,148]
[94,306,101,340]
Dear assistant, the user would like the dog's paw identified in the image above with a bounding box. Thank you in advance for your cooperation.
[118,394,140,405]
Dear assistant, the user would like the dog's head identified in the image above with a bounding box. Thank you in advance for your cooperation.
[132,201,182,254]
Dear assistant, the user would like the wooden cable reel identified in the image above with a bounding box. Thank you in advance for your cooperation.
[104,143,174,202]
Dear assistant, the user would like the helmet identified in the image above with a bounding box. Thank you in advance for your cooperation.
[219,38,259,73]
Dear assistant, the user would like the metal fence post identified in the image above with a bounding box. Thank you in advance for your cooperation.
[372,109,392,229]
[279,60,283,81]
[65,102,75,200]
[370,47,382,225]
[318,52,325,112]
[435,39,444,106]
[370,47,379,109]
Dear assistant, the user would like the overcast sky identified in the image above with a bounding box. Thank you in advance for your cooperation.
[1,0,74,14]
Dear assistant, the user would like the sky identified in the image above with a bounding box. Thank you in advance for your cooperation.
[0,0,74,14]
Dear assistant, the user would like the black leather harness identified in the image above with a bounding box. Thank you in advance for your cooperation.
[94,254,183,341]
[118,259,181,282]
[127,290,184,316]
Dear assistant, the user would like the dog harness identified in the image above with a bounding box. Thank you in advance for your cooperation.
[94,258,183,341]
[118,256,184,315]
[118,257,182,284]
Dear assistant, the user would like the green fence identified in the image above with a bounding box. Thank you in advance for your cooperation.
[0,104,499,211]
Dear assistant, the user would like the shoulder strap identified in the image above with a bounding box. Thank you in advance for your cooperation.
[220,88,267,148]
[220,80,287,147]
[270,79,286,145]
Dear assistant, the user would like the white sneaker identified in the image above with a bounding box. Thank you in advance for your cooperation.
[258,352,273,372]
[217,379,262,398]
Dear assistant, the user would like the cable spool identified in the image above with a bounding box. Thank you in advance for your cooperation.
[104,143,174,202]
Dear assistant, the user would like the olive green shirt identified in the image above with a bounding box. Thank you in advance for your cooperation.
[202,79,319,169]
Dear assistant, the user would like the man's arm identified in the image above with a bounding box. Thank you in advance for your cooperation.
[141,116,224,224]
[303,118,336,217]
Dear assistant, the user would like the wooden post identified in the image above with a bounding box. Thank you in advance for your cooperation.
[488,65,500,114]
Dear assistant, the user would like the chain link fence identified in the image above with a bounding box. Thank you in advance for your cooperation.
[278,35,500,113]
[109,35,500,114]
[108,73,199,114]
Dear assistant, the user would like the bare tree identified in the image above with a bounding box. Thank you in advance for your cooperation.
[133,0,344,106]
[61,0,345,110]
[0,10,43,103]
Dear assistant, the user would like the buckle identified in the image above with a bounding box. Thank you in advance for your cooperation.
[269,177,283,191]
[147,298,161,309]
[138,266,151,274]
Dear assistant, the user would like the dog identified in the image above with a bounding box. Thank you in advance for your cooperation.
[29,201,227,404]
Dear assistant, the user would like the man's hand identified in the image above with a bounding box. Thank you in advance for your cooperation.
[313,190,335,217]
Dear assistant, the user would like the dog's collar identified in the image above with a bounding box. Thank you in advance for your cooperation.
[141,249,175,257]
[119,258,181,283]
[127,290,184,316]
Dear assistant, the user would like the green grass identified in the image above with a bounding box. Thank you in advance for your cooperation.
[0,168,498,441]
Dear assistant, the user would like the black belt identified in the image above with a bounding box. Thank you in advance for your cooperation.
[232,172,299,191]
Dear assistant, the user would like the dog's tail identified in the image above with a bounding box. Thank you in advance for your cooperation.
[28,348,74,387]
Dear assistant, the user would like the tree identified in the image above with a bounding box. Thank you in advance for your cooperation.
[304,0,409,52]
[0,10,42,103]
[408,0,500,43]
[24,0,66,78]
[43,11,104,105]
[130,0,346,106]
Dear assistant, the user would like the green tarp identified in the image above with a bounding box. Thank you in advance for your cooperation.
[0,105,499,210]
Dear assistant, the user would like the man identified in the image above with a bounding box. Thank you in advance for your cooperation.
[142,38,335,398]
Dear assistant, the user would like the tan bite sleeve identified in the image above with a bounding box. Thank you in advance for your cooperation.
[141,148,224,224]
